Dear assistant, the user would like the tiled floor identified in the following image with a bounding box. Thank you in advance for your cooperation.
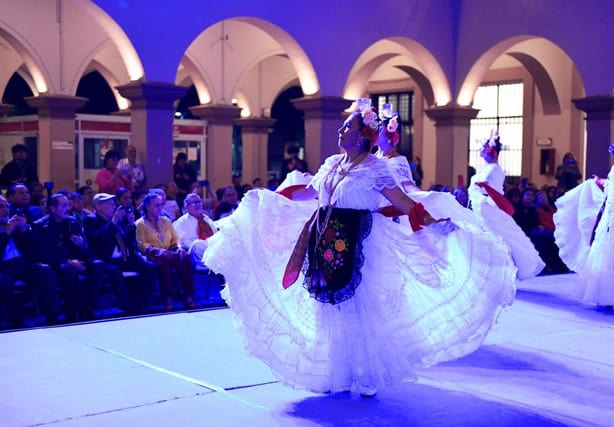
[1,273,613,427]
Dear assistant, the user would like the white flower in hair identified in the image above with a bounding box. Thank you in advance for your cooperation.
[362,110,378,128]
[387,116,399,133]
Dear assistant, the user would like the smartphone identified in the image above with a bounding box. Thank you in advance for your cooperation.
[199,180,210,187]
[15,207,25,217]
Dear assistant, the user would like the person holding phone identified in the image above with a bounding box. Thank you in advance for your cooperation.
[32,194,105,322]
[555,152,582,194]
[84,193,156,315]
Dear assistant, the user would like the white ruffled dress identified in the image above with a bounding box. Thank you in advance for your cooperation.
[468,163,545,279]
[203,154,517,393]
[554,168,614,304]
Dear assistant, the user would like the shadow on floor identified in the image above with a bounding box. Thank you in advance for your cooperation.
[284,382,569,427]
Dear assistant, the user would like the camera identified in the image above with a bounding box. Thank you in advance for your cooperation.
[121,206,133,213]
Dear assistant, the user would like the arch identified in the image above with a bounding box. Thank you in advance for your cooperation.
[457,36,575,111]
[395,65,436,107]
[82,60,129,111]
[70,38,130,110]
[230,17,319,96]
[505,52,561,115]
[180,54,214,105]
[345,37,451,108]
[0,25,51,94]
[73,0,144,82]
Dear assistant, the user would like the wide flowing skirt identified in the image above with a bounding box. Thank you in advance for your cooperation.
[203,190,517,393]
[553,179,605,273]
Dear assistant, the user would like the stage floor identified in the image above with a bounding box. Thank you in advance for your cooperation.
[1,273,613,427]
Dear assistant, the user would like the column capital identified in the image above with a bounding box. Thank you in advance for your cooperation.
[424,105,480,127]
[189,103,242,125]
[291,95,352,119]
[572,95,614,119]
[116,81,187,109]
[24,95,87,118]
[0,104,13,116]
[234,117,276,133]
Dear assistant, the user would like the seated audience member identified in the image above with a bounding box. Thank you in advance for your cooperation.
[252,177,264,189]
[28,182,45,204]
[136,193,196,311]
[513,189,541,236]
[96,150,134,194]
[32,194,105,322]
[164,181,182,220]
[6,183,44,223]
[0,195,61,327]
[191,181,216,218]
[148,187,175,221]
[131,189,148,220]
[173,193,217,265]
[77,185,96,215]
[213,201,235,221]
[232,173,244,200]
[115,187,133,211]
[70,192,90,231]
[84,193,156,314]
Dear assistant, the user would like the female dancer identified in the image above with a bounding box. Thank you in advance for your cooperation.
[203,108,516,397]
[554,142,614,308]
[374,112,479,227]
[467,133,545,279]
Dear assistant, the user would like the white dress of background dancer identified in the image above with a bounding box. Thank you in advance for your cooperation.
[554,142,614,306]
[467,132,545,280]
[203,109,516,396]
[374,113,479,228]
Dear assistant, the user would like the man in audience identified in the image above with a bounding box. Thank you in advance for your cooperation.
[84,193,156,314]
[173,193,217,266]
[6,183,44,223]
[0,144,39,189]
[32,194,105,322]
[0,195,61,327]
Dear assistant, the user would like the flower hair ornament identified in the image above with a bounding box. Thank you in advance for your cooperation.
[355,98,379,147]
[380,103,400,146]
[483,129,502,158]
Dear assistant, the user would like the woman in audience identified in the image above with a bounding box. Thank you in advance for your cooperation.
[136,193,196,311]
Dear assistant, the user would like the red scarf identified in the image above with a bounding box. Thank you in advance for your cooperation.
[197,216,214,240]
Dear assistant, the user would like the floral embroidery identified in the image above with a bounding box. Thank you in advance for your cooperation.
[317,217,349,274]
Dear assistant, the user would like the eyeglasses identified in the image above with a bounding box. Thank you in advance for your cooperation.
[185,201,203,206]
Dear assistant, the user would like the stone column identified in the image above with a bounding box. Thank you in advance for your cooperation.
[117,81,187,187]
[572,95,614,177]
[234,117,276,185]
[424,105,480,188]
[190,104,242,191]
[25,95,87,190]
[291,96,352,172]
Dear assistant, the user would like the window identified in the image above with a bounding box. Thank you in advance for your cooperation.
[371,92,414,160]
[469,82,523,177]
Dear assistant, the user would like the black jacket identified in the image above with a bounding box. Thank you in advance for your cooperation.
[31,215,89,268]
[83,214,139,261]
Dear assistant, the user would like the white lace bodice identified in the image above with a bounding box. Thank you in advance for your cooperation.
[308,154,396,210]
[468,162,506,205]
